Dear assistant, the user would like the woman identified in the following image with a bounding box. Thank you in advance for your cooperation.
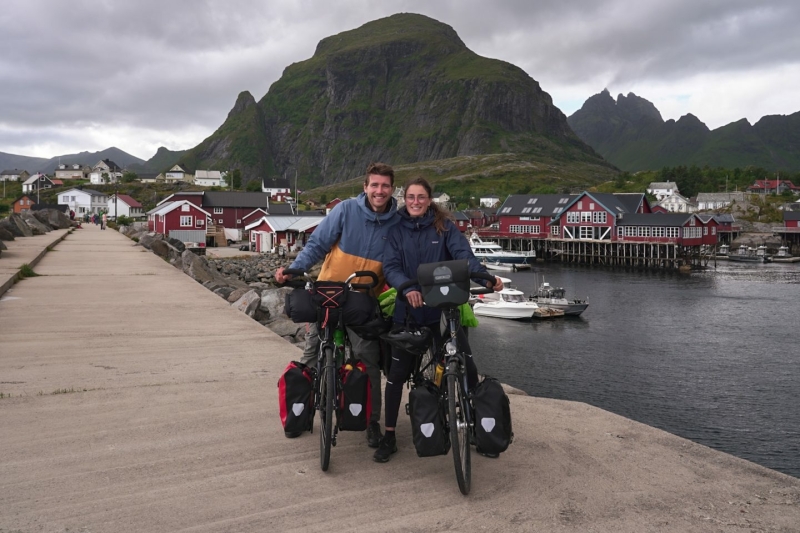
[373,177,502,463]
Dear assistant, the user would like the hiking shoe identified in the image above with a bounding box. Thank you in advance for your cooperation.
[373,434,397,463]
[284,430,303,439]
[366,421,383,448]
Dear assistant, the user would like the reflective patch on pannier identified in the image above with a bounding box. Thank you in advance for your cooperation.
[417,260,471,308]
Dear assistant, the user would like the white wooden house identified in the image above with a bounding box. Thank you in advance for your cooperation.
[480,195,501,208]
[432,192,451,205]
[262,178,292,201]
[108,194,145,220]
[54,163,88,180]
[58,187,109,216]
[647,181,679,201]
[165,164,192,184]
[1,169,30,182]
[657,192,696,213]
[194,170,227,187]
[89,159,123,185]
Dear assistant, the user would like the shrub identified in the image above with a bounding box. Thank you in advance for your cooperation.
[19,264,39,278]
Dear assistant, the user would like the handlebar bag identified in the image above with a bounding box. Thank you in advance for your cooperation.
[338,360,372,431]
[277,361,314,434]
[417,259,471,309]
[344,289,389,333]
[408,379,450,457]
[472,377,513,454]
[285,288,317,323]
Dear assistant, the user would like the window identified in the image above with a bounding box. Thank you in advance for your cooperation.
[579,226,593,239]
[62,195,69,202]
[578,201,583,209]
[196,219,204,228]
[533,207,542,214]
[581,212,592,222]
[553,207,562,214]
[527,198,538,204]
[592,211,607,224]
[704,227,708,235]
[558,197,569,204]
[589,203,595,210]
[617,227,624,237]
[551,226,559,236]
[180,216,192,227]
[214,208,223,214]
[712,227,716,235]
[501,207,512,213]
[567,212,580,224]
[181,204,190,212]
[522,208,531,214]
[509,225,539,234]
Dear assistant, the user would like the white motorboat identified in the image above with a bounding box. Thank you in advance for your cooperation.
[481,260,531,272]
[469,233,535,264]
[528,281,589,316]
[472,277,540,320]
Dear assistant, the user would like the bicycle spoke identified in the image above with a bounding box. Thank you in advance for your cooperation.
[447,362,471,495]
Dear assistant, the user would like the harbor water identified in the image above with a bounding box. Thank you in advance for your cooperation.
[469,260,800,478]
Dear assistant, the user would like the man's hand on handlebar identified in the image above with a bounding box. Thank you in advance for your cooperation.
[406,290,424,308]
[274,266,292,284]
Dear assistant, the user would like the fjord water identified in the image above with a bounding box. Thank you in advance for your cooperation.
[470,261,800,478]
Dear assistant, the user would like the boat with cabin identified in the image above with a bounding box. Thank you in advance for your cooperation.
[528,280,589,316]
[472,277,546,320]
[772,245,800,263]
[469,233,535,264]
[727,244,771,263]
[481,260,532,272]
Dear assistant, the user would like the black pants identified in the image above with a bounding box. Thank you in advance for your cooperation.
[383,324,478,429]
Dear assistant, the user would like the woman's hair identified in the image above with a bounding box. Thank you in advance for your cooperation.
[403,176,453,234]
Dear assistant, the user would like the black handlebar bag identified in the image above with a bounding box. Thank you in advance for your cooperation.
[417,259,471,309]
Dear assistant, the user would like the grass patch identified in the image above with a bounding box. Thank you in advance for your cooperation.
[38,387,97,396]
[19,264,39,278]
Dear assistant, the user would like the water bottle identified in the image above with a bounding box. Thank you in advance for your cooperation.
[333,328,346,365]
[433,362,445,387]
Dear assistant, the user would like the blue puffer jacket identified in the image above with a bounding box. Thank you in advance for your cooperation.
[383,208,489,325]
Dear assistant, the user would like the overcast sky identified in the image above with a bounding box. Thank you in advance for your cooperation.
[2,0,798,160]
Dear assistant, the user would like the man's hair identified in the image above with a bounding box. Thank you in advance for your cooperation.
[364,162,394,186]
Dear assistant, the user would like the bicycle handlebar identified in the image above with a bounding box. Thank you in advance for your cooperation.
[280,268,379,291]
[394,271,497,303]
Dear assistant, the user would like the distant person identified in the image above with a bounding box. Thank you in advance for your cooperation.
[69,210,75,221]
[101,213,107,230]
[275,162,400,446]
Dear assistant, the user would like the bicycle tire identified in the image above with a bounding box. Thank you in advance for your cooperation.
[319,346,335,471]
[447,361,471,495]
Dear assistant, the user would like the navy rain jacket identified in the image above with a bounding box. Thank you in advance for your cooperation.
[383,208,490,326]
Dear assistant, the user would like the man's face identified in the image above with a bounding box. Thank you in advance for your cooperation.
[363,174,393,211]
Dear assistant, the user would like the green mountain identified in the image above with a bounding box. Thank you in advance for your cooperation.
[128,146,188,174]
[567,89,800,172]
[178,13,609,188]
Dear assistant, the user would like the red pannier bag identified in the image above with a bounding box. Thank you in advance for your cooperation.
[278,361,314,434]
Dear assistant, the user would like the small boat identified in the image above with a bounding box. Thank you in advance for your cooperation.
[727,245,771,263]
[528,280,589,316]
[472,278,540,320]
[533,307,565,319]
[469,233,535,264]
[481,260,531,272]
[772,245,800,263]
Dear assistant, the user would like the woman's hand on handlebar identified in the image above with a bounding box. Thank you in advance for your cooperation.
[489,277,503,292]
[406,290,424,308]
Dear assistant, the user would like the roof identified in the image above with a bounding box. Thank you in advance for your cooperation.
[616,213,697,227]
[203,191,273,209]
[648,182,678,189]
[245,215,325,232]
[113,194,142,208]
[60,187,106,196]
[31,204,68,212]
[784,211,800,221]
[696,192,746,202]
[550,192,642,225]
[1,169,27,175]
[146,200,212,217]
[195,170,224,180]
[497,194,577,217]
[262,177,291,189]
[453,211,469,221]
[22,174,51,185]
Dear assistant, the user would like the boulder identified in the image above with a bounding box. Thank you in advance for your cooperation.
[36,209,71,229]
[138,232,163,250]
[181,250,219,285]
[150,239,171,260]
[213,286,236,300]
[0,240,7,251]
[167,237,186,252]
[227,288,250,303]
[1,214,33,237]
[231,289,261,317]
[265,317,306,338]
[260,287,293,319]
[20,212,52,235]
[0,227,14,241]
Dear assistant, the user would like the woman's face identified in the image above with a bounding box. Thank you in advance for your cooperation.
[404,184,431,217]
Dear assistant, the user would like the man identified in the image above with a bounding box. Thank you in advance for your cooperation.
[275,162,399,447]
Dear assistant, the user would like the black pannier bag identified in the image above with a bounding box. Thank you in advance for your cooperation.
[338,360,372,431]
[417,259,471,309]
[472,377,513,454]
[346,291,392,338]
[342,289,382,328]
[277,361,314,434]
[285,288,317,323]
[408,380,450,457]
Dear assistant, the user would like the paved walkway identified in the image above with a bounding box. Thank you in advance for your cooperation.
[1,224,798,532]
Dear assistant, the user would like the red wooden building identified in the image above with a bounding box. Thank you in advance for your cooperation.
[12,194,36,213]
[147,200,212,235]
[157,192,294,230]
[615,213,719,246]
[245,215,324,253]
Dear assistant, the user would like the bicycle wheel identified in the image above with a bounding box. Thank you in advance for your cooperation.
[447,361,471,495]
[319,346,335,471]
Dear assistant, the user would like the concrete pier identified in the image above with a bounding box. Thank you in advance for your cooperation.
[1,225,798,532]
